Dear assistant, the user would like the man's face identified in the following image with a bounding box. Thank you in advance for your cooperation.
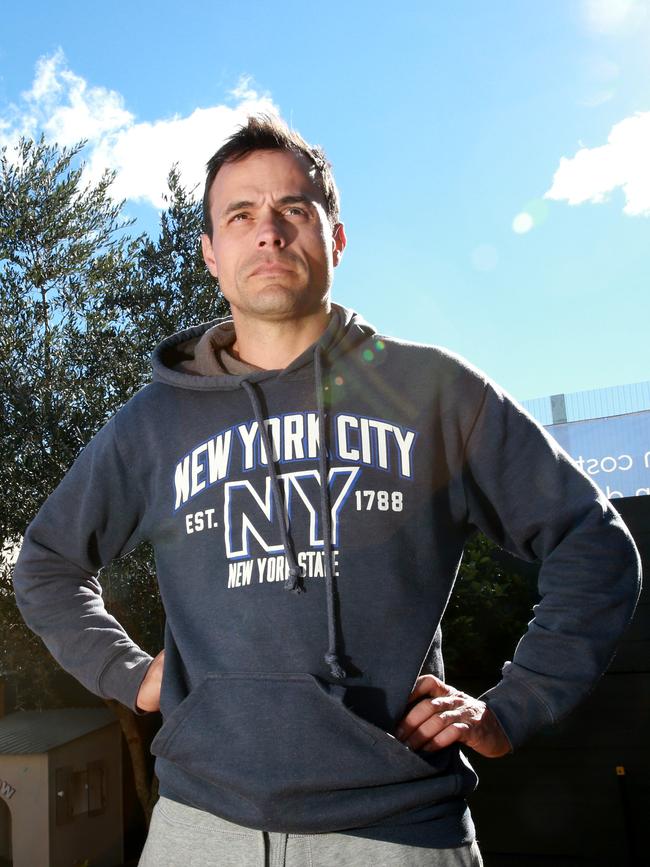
[201,149,346,324]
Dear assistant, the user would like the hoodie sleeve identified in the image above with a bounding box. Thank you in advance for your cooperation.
[12,414,154,712]
[461,380,641,750]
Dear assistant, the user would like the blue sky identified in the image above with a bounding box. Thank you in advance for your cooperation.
[1,0,649,401]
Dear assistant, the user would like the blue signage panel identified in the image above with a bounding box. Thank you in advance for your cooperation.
[547,411,650,500]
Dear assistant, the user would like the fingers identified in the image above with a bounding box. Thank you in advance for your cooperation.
[401,694,464,737]
[397,674,505,755]
[397,693,482,751]
[406,674,453,704]
[396,681,512,758]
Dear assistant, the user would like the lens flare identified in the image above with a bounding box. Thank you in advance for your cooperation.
[512,212,534,234]
[471,244,499,271]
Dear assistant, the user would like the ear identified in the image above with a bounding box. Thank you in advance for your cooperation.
[201,233,219,279]
[332,222,347,267]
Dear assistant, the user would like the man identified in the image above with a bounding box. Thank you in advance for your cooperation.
[13,116,640,867]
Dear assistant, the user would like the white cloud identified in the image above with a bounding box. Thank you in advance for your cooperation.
[544,112,650,217]
[229,74,260,102]
[0,49,133,148]
[0,50,279,208]
[582,0,648,35]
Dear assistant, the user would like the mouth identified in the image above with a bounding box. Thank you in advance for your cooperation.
[250,264,293,276]
[248,256,297,278]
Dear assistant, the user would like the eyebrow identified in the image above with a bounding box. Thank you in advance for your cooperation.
[222,199,256,217]
[276,194,313,209]
[221,194,314,218]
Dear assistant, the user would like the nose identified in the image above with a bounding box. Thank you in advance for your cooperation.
[256,211,287,249]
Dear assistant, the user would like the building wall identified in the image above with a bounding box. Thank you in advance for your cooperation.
[0,753,49,867]
[522,381,650,501]
[48,723,123,867]
[547,410,650,499]
[522,381,650,426]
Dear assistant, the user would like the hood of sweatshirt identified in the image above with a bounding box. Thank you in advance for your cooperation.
[151,302,376,390]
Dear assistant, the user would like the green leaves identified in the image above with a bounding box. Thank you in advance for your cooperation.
[0,136,226,708]
[441,534,538,680]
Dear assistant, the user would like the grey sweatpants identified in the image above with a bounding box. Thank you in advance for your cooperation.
[138,797,483,867]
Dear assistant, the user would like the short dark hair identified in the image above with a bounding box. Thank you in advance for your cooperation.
[202,114,340,237]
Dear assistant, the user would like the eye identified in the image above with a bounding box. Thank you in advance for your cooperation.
[285,206,306,217]
[230,212,250,223]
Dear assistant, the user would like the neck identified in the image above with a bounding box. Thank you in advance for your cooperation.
[230,307,332,370]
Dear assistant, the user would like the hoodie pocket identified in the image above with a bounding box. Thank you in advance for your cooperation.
[151,671,461,802]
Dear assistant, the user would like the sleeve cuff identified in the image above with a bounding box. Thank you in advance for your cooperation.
[97,646,154,714]
[479,663,556,750]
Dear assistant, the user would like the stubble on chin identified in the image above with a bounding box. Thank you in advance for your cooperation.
[230,259,329,319]
[228,275,329,323]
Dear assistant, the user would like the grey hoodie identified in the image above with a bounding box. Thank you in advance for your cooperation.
[13,304,641,847]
